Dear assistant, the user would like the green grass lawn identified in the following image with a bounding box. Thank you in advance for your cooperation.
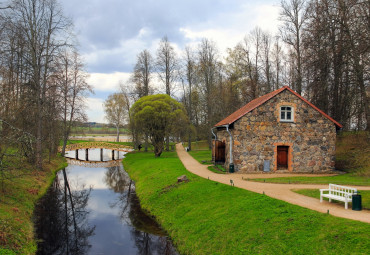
[250,173,370,186]
[123,151,370,255]
[0,156,67,254]
[188,150,212,164]
[293,189,370,210]
[207,164,227,174]
[189,140,210,150]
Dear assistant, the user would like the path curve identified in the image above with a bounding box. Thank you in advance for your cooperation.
[176,144,370,223]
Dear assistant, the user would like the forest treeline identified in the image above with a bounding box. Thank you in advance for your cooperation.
[0,0,92,170]
[0,0,369,169]
[116,0,369,150]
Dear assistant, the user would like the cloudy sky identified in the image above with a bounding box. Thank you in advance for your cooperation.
[60,0,281,123]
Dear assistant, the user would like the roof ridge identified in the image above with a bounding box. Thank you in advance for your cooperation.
[214,86,342,128]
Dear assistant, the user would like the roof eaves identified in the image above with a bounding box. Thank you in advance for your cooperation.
[214,86,287,127]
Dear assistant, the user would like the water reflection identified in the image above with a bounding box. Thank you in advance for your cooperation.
[35,169,95,255]
[35,157,177,254]
[65,148,126,162]
[105,165,177,255]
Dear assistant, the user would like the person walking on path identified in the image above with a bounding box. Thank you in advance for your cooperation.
[176,143,370,223]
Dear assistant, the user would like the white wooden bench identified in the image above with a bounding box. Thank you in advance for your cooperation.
[320,184,357,209]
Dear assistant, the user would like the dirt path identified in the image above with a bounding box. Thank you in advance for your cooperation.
[176,144,370,223]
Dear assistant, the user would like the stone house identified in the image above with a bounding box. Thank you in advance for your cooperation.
[212,86,342,173]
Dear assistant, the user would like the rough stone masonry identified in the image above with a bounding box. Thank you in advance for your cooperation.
[215,89,337,173]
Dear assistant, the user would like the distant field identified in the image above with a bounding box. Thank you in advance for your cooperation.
[71,126,129,135]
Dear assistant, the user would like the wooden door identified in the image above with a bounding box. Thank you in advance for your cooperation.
[214,140,225,163]
[277,146,289,168]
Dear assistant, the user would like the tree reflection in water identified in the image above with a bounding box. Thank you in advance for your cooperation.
[105,165,178,255]
[35,169,95,255]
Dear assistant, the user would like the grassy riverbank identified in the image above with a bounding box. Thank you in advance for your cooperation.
[0,157,67,254]
[123,151,370,255]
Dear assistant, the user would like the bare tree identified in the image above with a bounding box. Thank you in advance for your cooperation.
[104,93,127,142]
[155,36,179,151]
[132,49,154,98]
[182,46,197,151]
[119,83,139,148]
[261,31,273,93]
[197,38,221,148]
[10,0,72,168]
[279,0,308,95]
[271,36,284,90]
[59,49,92,156]
[156,36,179,96]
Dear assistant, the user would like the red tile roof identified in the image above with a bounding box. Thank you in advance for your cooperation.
[214,86,343,128]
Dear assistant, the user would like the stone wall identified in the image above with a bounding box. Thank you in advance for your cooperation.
[215,90,337,173]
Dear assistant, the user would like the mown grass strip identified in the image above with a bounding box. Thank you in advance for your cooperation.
[293,189,370,210]
[188,150,212,165]
[250,173,370,186]
[123,151,370,255]
[0,156,67,254]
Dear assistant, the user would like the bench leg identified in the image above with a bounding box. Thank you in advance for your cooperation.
[320,196,323,203]
[345,202,348,210]
[329,198,331,203]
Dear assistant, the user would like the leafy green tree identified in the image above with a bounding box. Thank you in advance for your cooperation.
[130,94,188,157]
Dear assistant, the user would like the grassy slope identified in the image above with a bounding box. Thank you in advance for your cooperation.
[0,157,67,254]
[335,131,369,175]
[251,174,370,186]
[123,151,370,255]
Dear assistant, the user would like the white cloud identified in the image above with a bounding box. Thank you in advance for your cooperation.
[179,3,280,54]
[85,97,105,123]
[180,27,241,53]
[87,72,131,92]
[254,4,281,34]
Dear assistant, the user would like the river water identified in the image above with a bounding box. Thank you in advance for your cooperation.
[34,149,177,255]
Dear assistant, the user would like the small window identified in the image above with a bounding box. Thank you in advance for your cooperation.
[280,106,293,122]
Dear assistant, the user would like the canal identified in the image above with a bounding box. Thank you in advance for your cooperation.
[34,148,177,255]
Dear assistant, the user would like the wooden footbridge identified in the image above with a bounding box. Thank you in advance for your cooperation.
[66,158,122,168]
[61,141,133,152]
[61,142,134,165]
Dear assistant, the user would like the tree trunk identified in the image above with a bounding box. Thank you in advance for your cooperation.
[166,135,170,151]
[116,125,120,142]
[188,132,192,151]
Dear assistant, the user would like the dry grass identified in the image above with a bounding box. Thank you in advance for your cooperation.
[336,131,370,176]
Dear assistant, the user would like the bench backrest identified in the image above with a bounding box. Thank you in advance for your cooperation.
[329,183,357,197]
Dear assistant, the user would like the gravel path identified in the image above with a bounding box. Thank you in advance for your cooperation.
[176,143,370,223]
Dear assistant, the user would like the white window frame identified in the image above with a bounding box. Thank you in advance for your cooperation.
[280,106,294,122]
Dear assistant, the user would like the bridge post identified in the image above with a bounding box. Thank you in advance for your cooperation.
[100,148,103,161]
[86,148,89,161]
[76,149,79,160]
[112,150,115,160]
